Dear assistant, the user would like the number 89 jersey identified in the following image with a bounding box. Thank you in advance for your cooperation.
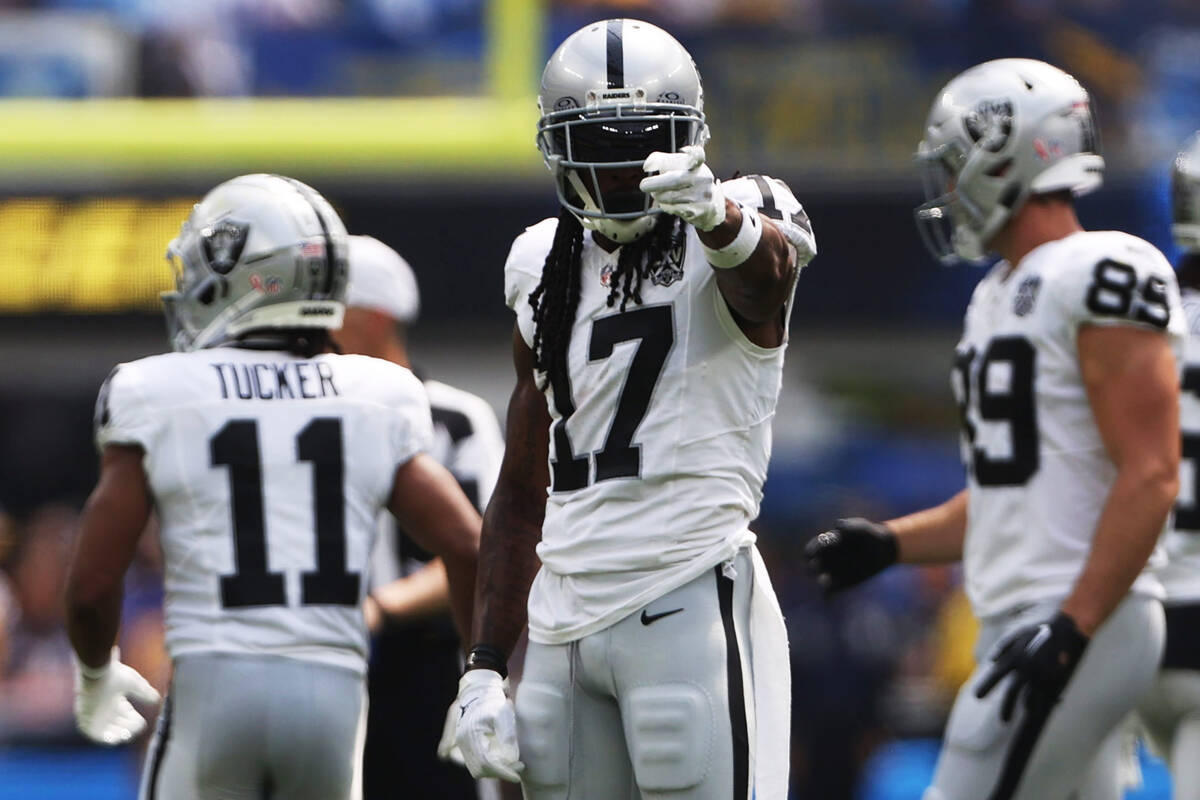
[94,347,432,674]
[954,230,1184,620]
[506,177,809,645]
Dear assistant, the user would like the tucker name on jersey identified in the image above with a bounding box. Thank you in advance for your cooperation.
[504,175,810,644]
[95,347,432,674]
[953,230,1185,619]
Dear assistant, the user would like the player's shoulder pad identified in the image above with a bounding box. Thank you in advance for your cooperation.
[422,381,501,443]
[504,217,558,312]
[93,353,178,450]
[722,174,816,258]
[1043,230,1182,335]
[328,353,428,407]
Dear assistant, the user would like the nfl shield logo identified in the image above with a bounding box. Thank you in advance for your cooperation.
[1013,275,1041,317]
[600,263,616,288]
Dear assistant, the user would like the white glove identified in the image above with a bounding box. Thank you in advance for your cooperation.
[640,144,727,231]
[73,647,161,746]
[437,698,467,766]
[453,669,522,782]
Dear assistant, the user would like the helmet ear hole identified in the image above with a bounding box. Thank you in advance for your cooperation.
[197,282,217,306]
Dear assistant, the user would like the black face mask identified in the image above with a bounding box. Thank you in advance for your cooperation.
[556,118,686,164]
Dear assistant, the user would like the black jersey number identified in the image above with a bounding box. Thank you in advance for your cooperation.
[550,305,675,492]
[954,336,1039,486]
[210,417,360,608]
[1085,258,1171,329]
[1176,367,1200,532]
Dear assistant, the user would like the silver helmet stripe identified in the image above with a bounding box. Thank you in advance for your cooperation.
[606,19,623,89]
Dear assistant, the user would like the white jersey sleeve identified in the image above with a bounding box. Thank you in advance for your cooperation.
[504,217,559,349]
[95,365,160,452]
[722,174,816,263]
[1043,231,1181,338]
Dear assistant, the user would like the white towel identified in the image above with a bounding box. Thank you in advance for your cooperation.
[749,545,791,799]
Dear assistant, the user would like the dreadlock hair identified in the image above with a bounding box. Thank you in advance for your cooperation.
[528,209,686,392]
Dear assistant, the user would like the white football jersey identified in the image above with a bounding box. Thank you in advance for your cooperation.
[1161,288,1200,602]
[95,346,432,674]
[954,231,1184,620]
[367,378,503,587]
[505,176,812,644]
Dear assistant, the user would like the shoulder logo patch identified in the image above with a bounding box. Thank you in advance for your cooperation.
[1013,275,1041,317]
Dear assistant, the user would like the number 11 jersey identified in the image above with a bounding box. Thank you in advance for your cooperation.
[954,230,1184,620]
[505,177,813,645]
[95,348,432,674]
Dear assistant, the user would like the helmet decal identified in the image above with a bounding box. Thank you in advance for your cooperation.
[201,220,250,276]
[963,100,1014,153]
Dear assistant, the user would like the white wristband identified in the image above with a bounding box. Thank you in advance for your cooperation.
[701,202,762,269]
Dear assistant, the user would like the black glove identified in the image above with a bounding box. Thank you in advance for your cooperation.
[803,518,898,593]
[974,611,1089,722]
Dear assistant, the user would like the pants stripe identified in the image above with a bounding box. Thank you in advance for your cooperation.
[716,566,750,800]
[987,700,1053,800]
[146,692,174,800]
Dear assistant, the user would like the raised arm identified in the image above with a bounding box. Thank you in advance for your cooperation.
[470,324,551,661]
[703,199,795,334]
[1060,324,1180,635]
[387,454,481,646]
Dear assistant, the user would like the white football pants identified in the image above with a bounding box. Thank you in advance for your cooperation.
[514,546,789,800]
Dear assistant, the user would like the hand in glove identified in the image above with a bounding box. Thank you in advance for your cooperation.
[454,668,523,782]
[803,518,898,593]
[975,611,1089,722]
[73,647,161,745]
[640,145,726,231]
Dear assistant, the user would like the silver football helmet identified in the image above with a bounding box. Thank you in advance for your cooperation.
[1173,132,1200,253]
[536,18,708,244]
[915,58,1104,264]
[162,174,348,352]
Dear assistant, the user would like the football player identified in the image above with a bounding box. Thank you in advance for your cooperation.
[1136,131,1200,799]
[64,175,481,800]
[332,234,504,800]
[805,60,1184,799]
[450,18,816,800]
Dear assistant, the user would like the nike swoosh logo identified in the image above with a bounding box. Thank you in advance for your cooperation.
[640,607,684,625]
[459,698,478,719]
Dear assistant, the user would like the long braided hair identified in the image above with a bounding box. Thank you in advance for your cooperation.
[528,209,685,391]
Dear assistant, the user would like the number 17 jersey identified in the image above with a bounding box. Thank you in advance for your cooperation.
[954,230,1184,620]
[505,177,813,645]
[95,347,432,674]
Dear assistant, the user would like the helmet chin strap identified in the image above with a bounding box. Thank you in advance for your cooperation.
[565,170,656,244]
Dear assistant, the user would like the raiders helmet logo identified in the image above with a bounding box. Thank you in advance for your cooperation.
[964,100,1014,153]
[201,220,250,275]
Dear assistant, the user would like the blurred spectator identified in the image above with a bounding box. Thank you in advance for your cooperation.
[0,505,79,743]
[0,504,167,744]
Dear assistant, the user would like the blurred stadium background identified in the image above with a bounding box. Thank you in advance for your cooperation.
[0,0,1196,797]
